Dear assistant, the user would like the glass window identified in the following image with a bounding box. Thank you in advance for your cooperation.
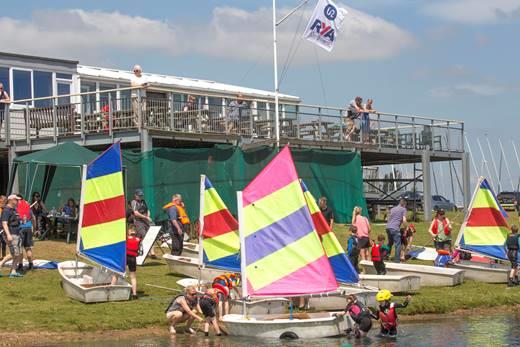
[81,81,97,114]
[120,89,132,111]
[57,83,71,105]
[13,69,32,104]
[34,70,53,107]
[257,101,267,119]
[0,67,10,95]
[56,73,72,80]
[284,104,297,119]
[99,83,116,108]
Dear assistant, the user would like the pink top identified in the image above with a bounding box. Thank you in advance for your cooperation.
[353,215,370,238]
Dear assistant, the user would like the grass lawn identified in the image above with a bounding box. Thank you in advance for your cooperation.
[0,211,519,333]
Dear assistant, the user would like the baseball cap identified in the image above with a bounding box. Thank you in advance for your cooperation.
[7,194,21,201]
[135,189,144,196]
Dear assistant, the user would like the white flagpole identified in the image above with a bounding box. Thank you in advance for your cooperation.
[512,140,520,190]
[498,139,514,191]
[485,136,501,192]
[273,0,280,148]
[477,138,494,190]
[464,134,479,178]
[198,175,206,281]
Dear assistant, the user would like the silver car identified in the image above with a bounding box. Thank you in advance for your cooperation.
[432,195,457,212]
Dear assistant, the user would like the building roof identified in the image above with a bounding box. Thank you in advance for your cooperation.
[14,142,98,167]
[78,65,300,103]
[0,51,79,65]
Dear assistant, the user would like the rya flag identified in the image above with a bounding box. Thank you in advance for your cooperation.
[303,0,348,52]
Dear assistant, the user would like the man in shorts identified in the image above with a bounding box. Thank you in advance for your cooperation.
[1,194,23,277]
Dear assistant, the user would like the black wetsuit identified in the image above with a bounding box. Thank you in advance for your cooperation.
[346,302,376,333]
[506,234,520,269]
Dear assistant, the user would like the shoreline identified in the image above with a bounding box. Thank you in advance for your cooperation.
[3,305,518,346]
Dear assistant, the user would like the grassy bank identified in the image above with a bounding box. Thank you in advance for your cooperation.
[0,211,519,335]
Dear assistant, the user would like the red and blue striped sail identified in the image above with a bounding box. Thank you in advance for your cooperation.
[300,180,359,283]
[241,146,337,297]
[457,177,510,260]
[201,175,240,271]
[77,142,126,274]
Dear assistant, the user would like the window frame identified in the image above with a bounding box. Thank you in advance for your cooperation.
[12,67,34,106]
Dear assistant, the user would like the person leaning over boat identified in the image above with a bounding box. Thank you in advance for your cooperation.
[334,294,376,338]
[163,194,190,256]
[165,285,203,335]
[386,199,408,263]
[428,209,453,252]
[126,224,142,299]
[212,273,241,320]
[199,288,222,337]
[352,206,371,261]
[505,225,520,287]
[131,189,156,259]
[1,195,23,278]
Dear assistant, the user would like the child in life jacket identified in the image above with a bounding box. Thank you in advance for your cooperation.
[334,294,376,338]
[374,290,411,337]
[212,273,241,319]
[126,224,142,300]
[198,288,222,336]
[400,223,416,261]
[347,225,360,273]
[506,225,520,287]
[371,235,387,275]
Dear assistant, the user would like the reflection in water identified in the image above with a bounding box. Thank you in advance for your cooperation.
[64,313,520,347]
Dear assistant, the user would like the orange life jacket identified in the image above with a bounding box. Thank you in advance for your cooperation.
[431,218,450,235]
[212,273,237,289]
[163,201,190,225]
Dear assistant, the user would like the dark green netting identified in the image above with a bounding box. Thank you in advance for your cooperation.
[16,145,366,223]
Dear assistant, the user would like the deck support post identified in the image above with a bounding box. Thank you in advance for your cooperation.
[140,129,155,220]
[422,148,432,221]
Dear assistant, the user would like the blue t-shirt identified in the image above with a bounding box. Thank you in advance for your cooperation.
[167,206,179,221]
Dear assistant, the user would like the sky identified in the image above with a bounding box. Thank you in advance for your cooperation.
[1,0,520,198]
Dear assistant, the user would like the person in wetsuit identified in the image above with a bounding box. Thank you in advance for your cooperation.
[373,290,412,337]
[335,294,376,338]
[506,225,520,287]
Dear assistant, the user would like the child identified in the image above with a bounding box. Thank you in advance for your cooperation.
[506,225,520,287]
[371,235,387,275]
[400,223,416,261]
[126,225,142,299]
[347,225,360,273]
[335,294,375,338]
[374,290,411,337]
[198,288,222,336]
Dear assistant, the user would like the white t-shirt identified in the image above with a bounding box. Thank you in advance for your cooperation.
[130,74,147,97]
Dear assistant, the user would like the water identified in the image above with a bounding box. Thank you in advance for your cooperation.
[63,313,520,347]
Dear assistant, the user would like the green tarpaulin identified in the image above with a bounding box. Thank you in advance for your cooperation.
[14,142,98,167]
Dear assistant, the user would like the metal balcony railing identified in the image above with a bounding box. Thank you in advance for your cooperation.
[1,87,464,153]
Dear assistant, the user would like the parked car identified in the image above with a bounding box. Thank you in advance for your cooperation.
[432,195,457,212]
[398,191,423,204]
[497,191,520,211]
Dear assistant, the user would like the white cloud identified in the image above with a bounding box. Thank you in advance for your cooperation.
[0,6,415,65]
[429,83,508,97]
[423,0,520,24]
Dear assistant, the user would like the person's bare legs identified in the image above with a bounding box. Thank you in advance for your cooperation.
[210,317,221,335]
[167,311,188,334]
[129,271,137,295]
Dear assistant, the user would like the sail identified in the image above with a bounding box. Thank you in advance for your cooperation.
[77,142,126,274]
[200,175,240,271]
[300,179,359,283]
[240,145,337,297]
[457,177,509,260]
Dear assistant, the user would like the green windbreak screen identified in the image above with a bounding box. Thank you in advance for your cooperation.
[17,145,366,223]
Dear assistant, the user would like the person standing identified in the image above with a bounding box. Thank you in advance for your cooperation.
[352,206,371,261]
[345,96,364,141]
[131,189,156,258]
[126,225,142,299]
[130,64,149,126]
[163,194,190,256]
[505,225,520,287]
[0,195,6,260]
[16,194,35,272]
[319,197,334,230]
[362,99,374,143]
[1,194,23,277]
[226,94,248,134]
[428,209,452,251]
[347,225,360,273]
[385,199,407,263]
[0,82,10,133]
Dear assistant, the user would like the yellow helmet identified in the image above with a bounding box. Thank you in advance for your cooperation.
[376,289,393,302]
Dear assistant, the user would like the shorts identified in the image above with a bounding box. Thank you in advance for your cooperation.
[435,240,451,251]
[199,297,217,318]
[8,233,22,257]
[21,228,34,248]
[134,220,150,239]
[357,237,370,249]
[507,249,518,269]
[358,316,372,333]
[127,255,137,272]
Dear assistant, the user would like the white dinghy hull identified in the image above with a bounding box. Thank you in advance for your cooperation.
[449,261,508,283]
[360,260,464,287]
[163,254,228,280]
[222,313,351,339]
[58,261,131,303]
[359,274,421,293]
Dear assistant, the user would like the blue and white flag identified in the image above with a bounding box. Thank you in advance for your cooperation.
[303,0,348,52]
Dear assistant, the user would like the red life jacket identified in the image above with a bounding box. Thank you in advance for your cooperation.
[212,282,230,299]
[126,235,141,257]
[17,200,31,220]
[431,218,450,235]
[379,304,398,329]
[213,274,237,289]
[371,243,383,262]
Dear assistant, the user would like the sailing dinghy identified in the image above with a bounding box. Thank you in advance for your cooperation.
[222,146,351,338]
[450,177,510,283]
[58,142,131,303]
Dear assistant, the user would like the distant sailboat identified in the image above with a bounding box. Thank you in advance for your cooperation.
[58,142,131,303]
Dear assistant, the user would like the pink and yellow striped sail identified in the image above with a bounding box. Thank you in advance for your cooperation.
[300,180,358,283]
[201,176,240,271]
[241,146,337,297]
[458,177,510,260]
[78,142,126,274]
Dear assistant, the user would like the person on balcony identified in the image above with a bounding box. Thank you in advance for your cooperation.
[130,65,149,127]
[226,94,248,134]
[345,96,363,141]
[362,99,375,143]
[0,82,11,134]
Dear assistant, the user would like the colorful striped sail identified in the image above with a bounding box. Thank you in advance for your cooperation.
[199,175,240,271]
[457,177,510,260]
[300,180,359,284]
[240,146,337,297]
[77,142,126,274]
